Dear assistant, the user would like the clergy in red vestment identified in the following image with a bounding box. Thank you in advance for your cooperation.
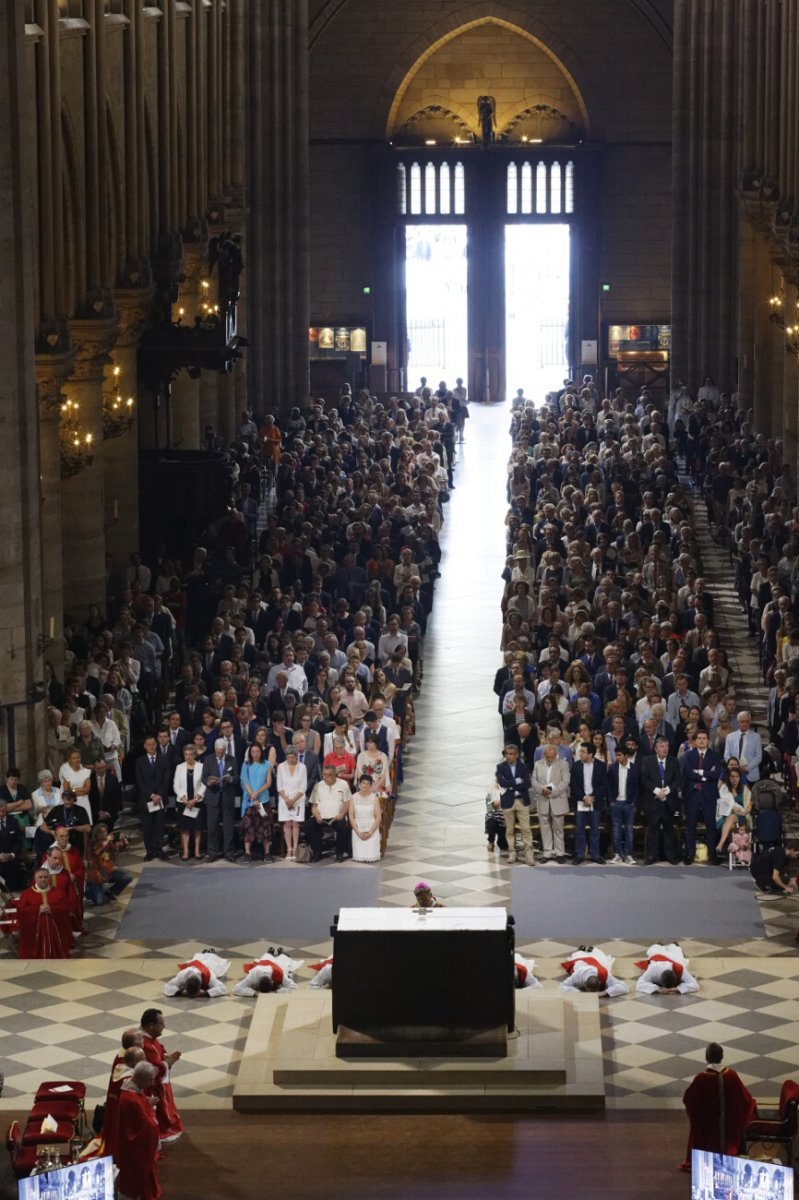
[103,1029,146,1161]
[43,845,84,935]
[139,1008,184,1143]
[17,867,73,958]
[680,1042,757,1169]
[115,1062,162,1200]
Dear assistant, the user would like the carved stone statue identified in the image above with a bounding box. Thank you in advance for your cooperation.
[477,95,496,146]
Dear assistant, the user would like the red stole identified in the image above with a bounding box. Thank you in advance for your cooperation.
[179,959,212,988]
[243,959,284,987]
[514,962,529,987]
[560,956,608,987]
[634,953,684,982]
[141,1034,184,1140]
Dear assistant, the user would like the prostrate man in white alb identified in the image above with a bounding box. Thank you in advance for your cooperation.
[559,947,628,997]
[163,951,231,998]
[233,949,303,995]
[634,943,699,994]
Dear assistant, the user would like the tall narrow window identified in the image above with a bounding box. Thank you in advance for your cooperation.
[550,162,562,214]
[565,161,575,214]
[535,162,547,213]
[439,162,451,214]
[410,162,422,215]
[424,162,437,214]
[507,162,518,214]
[520,162,533,214]
[454,162,465,214]
[397,164,407,215]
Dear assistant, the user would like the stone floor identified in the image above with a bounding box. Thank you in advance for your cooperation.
[2,402,799,1113]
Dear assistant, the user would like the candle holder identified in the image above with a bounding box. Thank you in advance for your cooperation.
[59,398,94,479]
[103,365,136,439]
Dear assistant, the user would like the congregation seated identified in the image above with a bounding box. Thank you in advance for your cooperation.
[492,379,799,874]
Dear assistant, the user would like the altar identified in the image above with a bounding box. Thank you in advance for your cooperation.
[331,906,514,1055]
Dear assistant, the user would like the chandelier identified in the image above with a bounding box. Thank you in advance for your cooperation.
[60,398,94,479]
[103,365,136,439]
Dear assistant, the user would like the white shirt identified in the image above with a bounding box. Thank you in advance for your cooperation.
[91,719,121,759]
[615,763,628,803]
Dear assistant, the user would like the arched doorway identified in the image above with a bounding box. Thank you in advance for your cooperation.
[380,17,602,403]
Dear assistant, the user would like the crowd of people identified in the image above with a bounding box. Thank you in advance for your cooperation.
[491,374,797,869]
[0,380,472,955]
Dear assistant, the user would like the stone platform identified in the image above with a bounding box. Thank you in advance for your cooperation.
[232,988,605,1112]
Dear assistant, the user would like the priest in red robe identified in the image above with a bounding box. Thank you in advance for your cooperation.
[115,1061,161,1200]
[103,1029,146,1160]
[17,867,73,958]
[139,1008,184,1143]
[680,1042,757,1169]
[43,845,84,936]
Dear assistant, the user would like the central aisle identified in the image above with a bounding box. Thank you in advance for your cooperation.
[377,401,512,908]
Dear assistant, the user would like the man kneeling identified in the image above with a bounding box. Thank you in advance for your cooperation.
[559,947,628,997]
[635,943,699,994]
[163,951,230,998]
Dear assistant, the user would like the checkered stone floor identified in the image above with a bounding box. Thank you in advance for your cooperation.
[1,410,798,1113]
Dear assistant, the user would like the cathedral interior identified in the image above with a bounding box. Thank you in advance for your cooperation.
[2,2,799,1197]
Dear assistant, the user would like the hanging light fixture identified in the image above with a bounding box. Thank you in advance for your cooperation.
[60,398,94,478]
[103,364,136,439]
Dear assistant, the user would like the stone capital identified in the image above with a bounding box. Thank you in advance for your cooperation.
[35,347,78,414]
[114,284,156,348]
[69,316,119,383]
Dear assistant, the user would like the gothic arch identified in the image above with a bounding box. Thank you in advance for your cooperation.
[381,10,590,142]
[393,101,474,146]
[309,0,672,53]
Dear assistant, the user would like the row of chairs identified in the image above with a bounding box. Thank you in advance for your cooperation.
[6,1080,86,1178]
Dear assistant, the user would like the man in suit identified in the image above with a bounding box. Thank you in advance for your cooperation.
[88,758,123,828]
[266,672,301,724]
[681,728,723,864]
[218,717,246,768]
[531,742,570,863]
[0,798,23,889]
[504,721,539,769]
[723,710,763,782]
[496,744,535,866]
[292,733,321,798]
[639,735,682,864]
[570,741,608,864]
[164,711,191,755]
[201,738,239,862]
[135,736,172,861]
[234,701,262,747]
[607,741,640,864]
[177,686,208,733]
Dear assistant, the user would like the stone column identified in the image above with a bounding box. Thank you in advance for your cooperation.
[781,279,799,471]
[246,0,310,414]
[104,288,153,566]
[671,0,740,390]
[736,212,757,412]
[35,354,75,654]
[61,321,116,617]
[0,0,46,772]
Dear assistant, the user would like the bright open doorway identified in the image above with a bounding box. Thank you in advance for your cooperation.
[405,225,468,393]
[505,224,570,402]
